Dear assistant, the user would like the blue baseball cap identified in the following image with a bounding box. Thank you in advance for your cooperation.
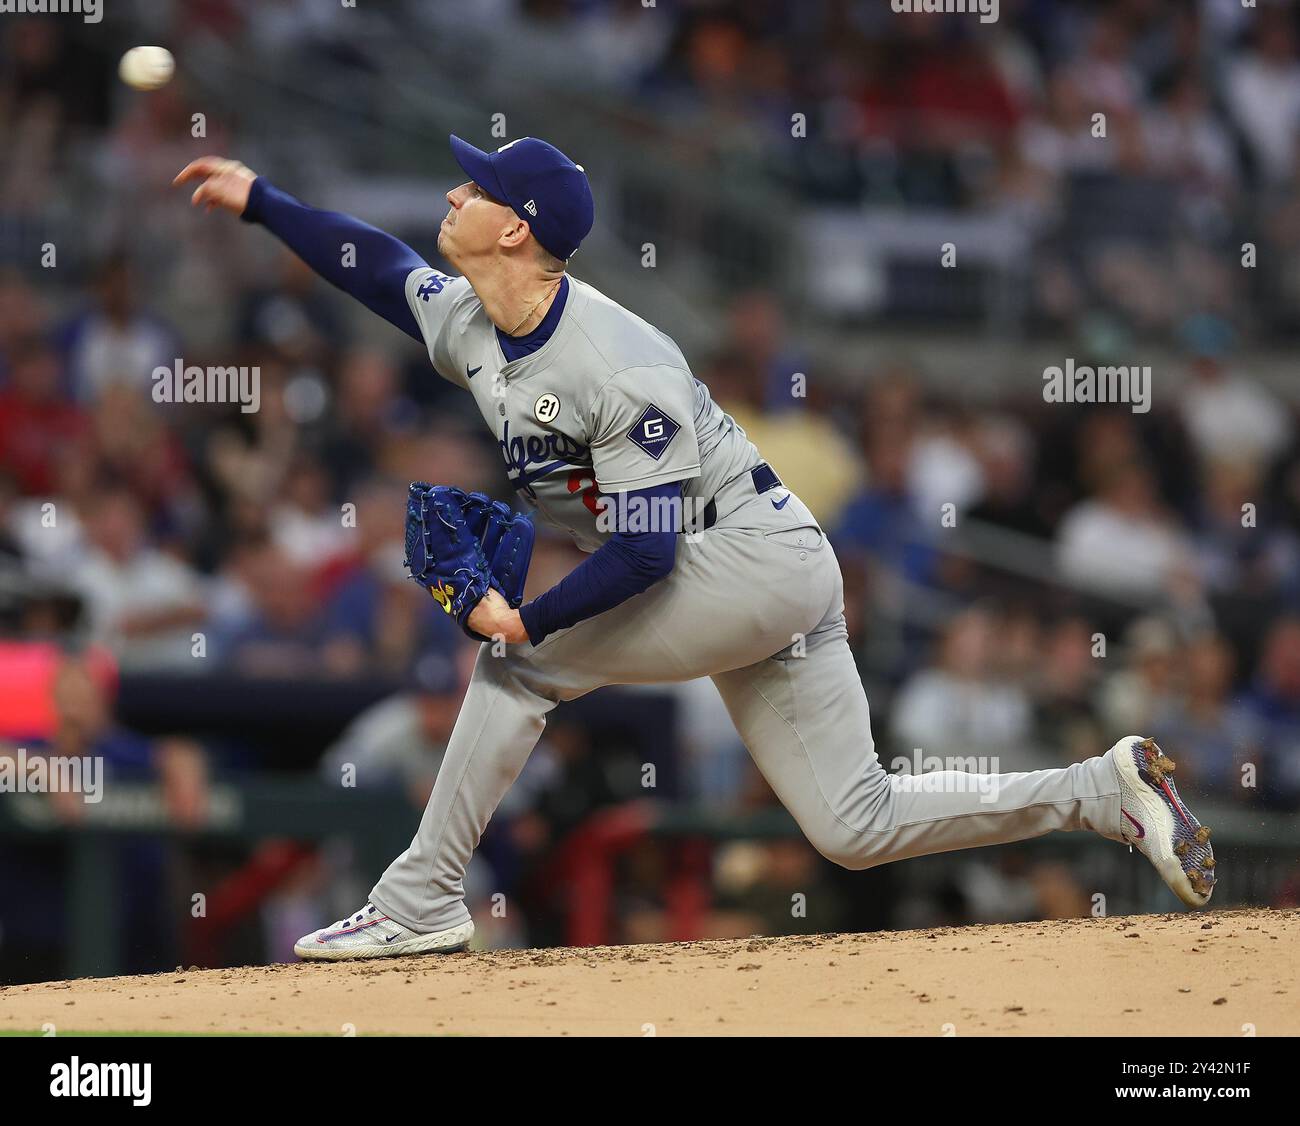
[449,134,594,261]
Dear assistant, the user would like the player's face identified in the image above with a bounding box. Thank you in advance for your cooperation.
[438,181,515,265]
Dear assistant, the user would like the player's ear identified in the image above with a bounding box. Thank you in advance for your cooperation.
[499,214,530,250]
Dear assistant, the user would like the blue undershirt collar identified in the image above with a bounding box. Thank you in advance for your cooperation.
[495,275,569,363]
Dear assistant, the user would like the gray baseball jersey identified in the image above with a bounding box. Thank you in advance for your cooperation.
[367,267,1126,938]
[404,267,757,550]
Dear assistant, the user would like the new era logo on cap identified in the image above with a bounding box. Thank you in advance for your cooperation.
[450,134,594,261]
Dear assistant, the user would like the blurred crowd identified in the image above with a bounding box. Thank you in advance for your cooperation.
[473,0,1300,336]
[1,2,1299,980]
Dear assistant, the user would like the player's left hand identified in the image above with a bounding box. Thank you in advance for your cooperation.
[465,587,529,644]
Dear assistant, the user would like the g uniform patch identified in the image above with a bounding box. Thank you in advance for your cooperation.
[628,403,681,460]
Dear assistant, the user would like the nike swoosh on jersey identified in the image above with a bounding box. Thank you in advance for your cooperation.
[772,493,791,510]
[467,364,482,379]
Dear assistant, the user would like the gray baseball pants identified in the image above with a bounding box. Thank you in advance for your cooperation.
[370,484,1124,933]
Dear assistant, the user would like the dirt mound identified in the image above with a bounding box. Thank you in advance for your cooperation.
[1,908,1293,1036]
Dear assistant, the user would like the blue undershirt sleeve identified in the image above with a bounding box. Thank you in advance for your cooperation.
[518,482,683,646]
[241,176,426,342]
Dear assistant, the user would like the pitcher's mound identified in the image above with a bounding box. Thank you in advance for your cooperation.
[1,907,1294,1036]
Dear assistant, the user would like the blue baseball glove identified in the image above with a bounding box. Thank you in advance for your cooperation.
[404,483,535,641]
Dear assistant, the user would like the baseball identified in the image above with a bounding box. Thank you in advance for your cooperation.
[118,46,175,92]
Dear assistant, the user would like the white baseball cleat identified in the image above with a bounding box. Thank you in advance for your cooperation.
[294,903,474,961]
[1108,736,1216,908]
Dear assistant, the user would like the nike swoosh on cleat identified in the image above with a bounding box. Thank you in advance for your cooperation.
[467,364,482,379]
[772,494,791,510]
[1121,809,1145,839]
[385,933,401,942]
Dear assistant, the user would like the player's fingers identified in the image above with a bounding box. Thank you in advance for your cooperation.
[173,159,207,187]
[172,156,223,186]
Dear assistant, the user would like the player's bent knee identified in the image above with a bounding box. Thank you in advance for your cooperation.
[801,818,880,872]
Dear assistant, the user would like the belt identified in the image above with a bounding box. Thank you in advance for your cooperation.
[696,463,783,532]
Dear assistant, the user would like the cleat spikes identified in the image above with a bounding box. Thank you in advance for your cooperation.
[1145,751,1177,782]
[1110,736,1217,909]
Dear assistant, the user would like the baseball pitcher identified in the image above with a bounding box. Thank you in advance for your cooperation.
[174,136,1216,959]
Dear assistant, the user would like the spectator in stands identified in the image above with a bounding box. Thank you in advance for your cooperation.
[89,382,194,525]
[215,541,352,678]
[0,336,87,496]
[203,356,300,512]
[701,344,861,530]
[203,532,267,648]
[320,653,464,808]
[270,453,351,568]
[1222,7,1300,188]
[1064,10,1143,118]
[906,406,986,521]
[1055,458,1196,600]
[1020,70,1119,186]
[1239,617,1300,809]
[1097,616,1182,738]
[56,255,178,404]
[890,605,1035,762]
[724,290,809,409]
[1143,67,1239,221]
[0,21,109,213]
[834,394,938,592]
[236,248,344,372]
[1154,632,1255,800]
[1176,316,1294,470]
[71,486,206,672]
[318,348,413,500]
[904,36,1023,151]
[963,415,1052,539]
[1029,615,1106,765]
[3,439,93,572]
[1191,456,1300,598]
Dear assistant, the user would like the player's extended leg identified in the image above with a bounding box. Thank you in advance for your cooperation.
[712,611,1121,861]
[711,578,1216,907]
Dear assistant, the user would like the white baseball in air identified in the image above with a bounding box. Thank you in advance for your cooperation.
[118,46,175,91]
